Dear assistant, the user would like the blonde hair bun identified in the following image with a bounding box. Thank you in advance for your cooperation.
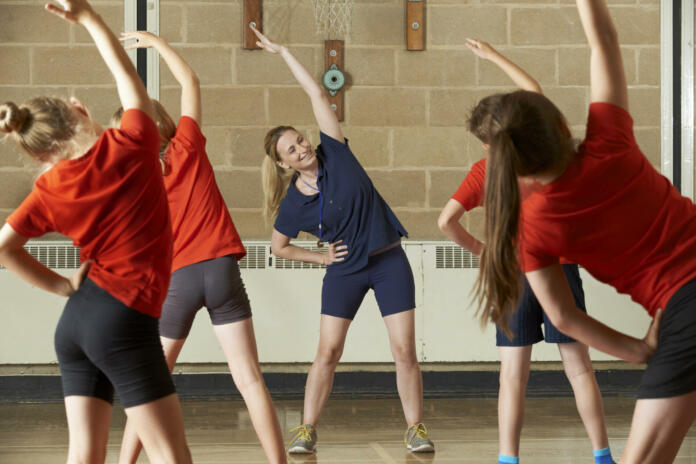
[0,102,31,134]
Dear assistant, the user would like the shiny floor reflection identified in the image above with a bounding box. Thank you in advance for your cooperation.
[1,397,695,463]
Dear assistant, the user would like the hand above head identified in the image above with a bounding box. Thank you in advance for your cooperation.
[322,240,349,266]
[120,31,161,50]
[45,0,96,25]
[465,38,498,60]
[250,24,284,54]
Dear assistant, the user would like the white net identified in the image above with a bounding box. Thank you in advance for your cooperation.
[310,0,354,38]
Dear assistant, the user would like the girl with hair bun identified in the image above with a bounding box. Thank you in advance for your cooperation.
[0,1,191,462]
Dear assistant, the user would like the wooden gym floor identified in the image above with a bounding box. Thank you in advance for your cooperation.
[1,397,695,463]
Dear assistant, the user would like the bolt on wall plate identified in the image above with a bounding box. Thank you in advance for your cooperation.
[243,0,262,49]
[406,0,425,51]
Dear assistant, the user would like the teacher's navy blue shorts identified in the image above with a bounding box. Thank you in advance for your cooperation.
[497,264,587,346]
[321,245,415,320]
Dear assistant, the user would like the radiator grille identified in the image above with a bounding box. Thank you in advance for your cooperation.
[274,245,327,270]
[237,245,267,269]
[435,245,479,269]
[0,242,83,270]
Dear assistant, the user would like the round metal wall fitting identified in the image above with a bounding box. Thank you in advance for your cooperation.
[322,64,345,96]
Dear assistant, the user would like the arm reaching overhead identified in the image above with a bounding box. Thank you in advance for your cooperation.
[121,31,202,125]
[466,38,541,93]
[575,0,628,109]
[251,25,343,142]
[437,200,484,256]
[45,0,154,119]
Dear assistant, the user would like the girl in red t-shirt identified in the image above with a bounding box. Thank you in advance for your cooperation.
[0,1,191,462]
[111,32,286,464]
[439,40,615,464]
[474,0,696,462]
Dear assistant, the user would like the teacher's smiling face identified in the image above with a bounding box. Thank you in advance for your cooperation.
[275,129,318,172]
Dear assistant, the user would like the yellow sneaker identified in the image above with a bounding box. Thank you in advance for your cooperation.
[404,422,435,453]
[288,424,317,454]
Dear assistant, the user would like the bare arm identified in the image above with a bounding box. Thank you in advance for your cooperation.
[437,200,484,256]
[575,0,628,109]
[121,31,201,125]
[466,38,542,93]
[527,264,660,364]
[251,25,343,142]
[0,224,91,297]
[271,229,347,266]
[46,0,154,119]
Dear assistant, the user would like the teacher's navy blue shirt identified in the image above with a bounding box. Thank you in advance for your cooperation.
[274,132,408,276]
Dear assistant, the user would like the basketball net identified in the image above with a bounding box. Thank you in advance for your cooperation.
[310,0,354,39]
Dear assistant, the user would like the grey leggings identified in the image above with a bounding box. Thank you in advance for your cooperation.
[159,255,252,339]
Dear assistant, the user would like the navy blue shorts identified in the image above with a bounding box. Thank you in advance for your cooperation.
[321,245,415,320]
[496,264,587,346]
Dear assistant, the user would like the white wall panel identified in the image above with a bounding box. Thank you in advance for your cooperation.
[0,242,651,365]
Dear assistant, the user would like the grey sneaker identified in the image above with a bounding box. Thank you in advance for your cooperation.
[404,423,435,453]
[288,424,317,454]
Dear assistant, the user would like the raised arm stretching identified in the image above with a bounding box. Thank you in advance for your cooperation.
[576,0,628,109]
[251,25,343,142]
[466,38,541,94]
[46,0,154,118]
[121,31,201,124]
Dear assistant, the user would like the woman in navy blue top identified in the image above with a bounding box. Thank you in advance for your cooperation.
[252,26,434,454]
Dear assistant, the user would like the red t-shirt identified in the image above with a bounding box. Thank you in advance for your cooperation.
[451,158,571,264]
[7,109,173,317]
[520,102,696,315]
[163,117,245,273]
[452,158,487,211]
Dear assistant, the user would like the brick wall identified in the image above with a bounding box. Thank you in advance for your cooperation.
[0,0,661,239]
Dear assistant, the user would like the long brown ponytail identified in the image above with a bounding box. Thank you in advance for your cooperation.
[472,90,575,336]
[262,125,296,223]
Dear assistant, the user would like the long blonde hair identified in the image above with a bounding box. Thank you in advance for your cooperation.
[0,98,77,163]
[262,126,296,223]
[471,90,575,337]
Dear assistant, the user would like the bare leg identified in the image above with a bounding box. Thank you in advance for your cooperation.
[302,315,352,426]
[620,390,696,464]
[498,345,533,458]
[383,309,422,426]
[124,393,192,464]
[214,318,286,464]
[558,342,610,451]
[64,396,112,464]
[118,337,186,464]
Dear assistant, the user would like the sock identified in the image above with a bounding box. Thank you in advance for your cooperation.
[498,455,520,464]
[593,446,615,464]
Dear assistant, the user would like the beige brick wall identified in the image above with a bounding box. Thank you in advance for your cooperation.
[0,0,662,240]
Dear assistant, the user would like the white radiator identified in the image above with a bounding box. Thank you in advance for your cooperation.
[0,241,650,364]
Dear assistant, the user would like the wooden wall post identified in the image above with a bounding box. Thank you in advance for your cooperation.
[406,0,425,51]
